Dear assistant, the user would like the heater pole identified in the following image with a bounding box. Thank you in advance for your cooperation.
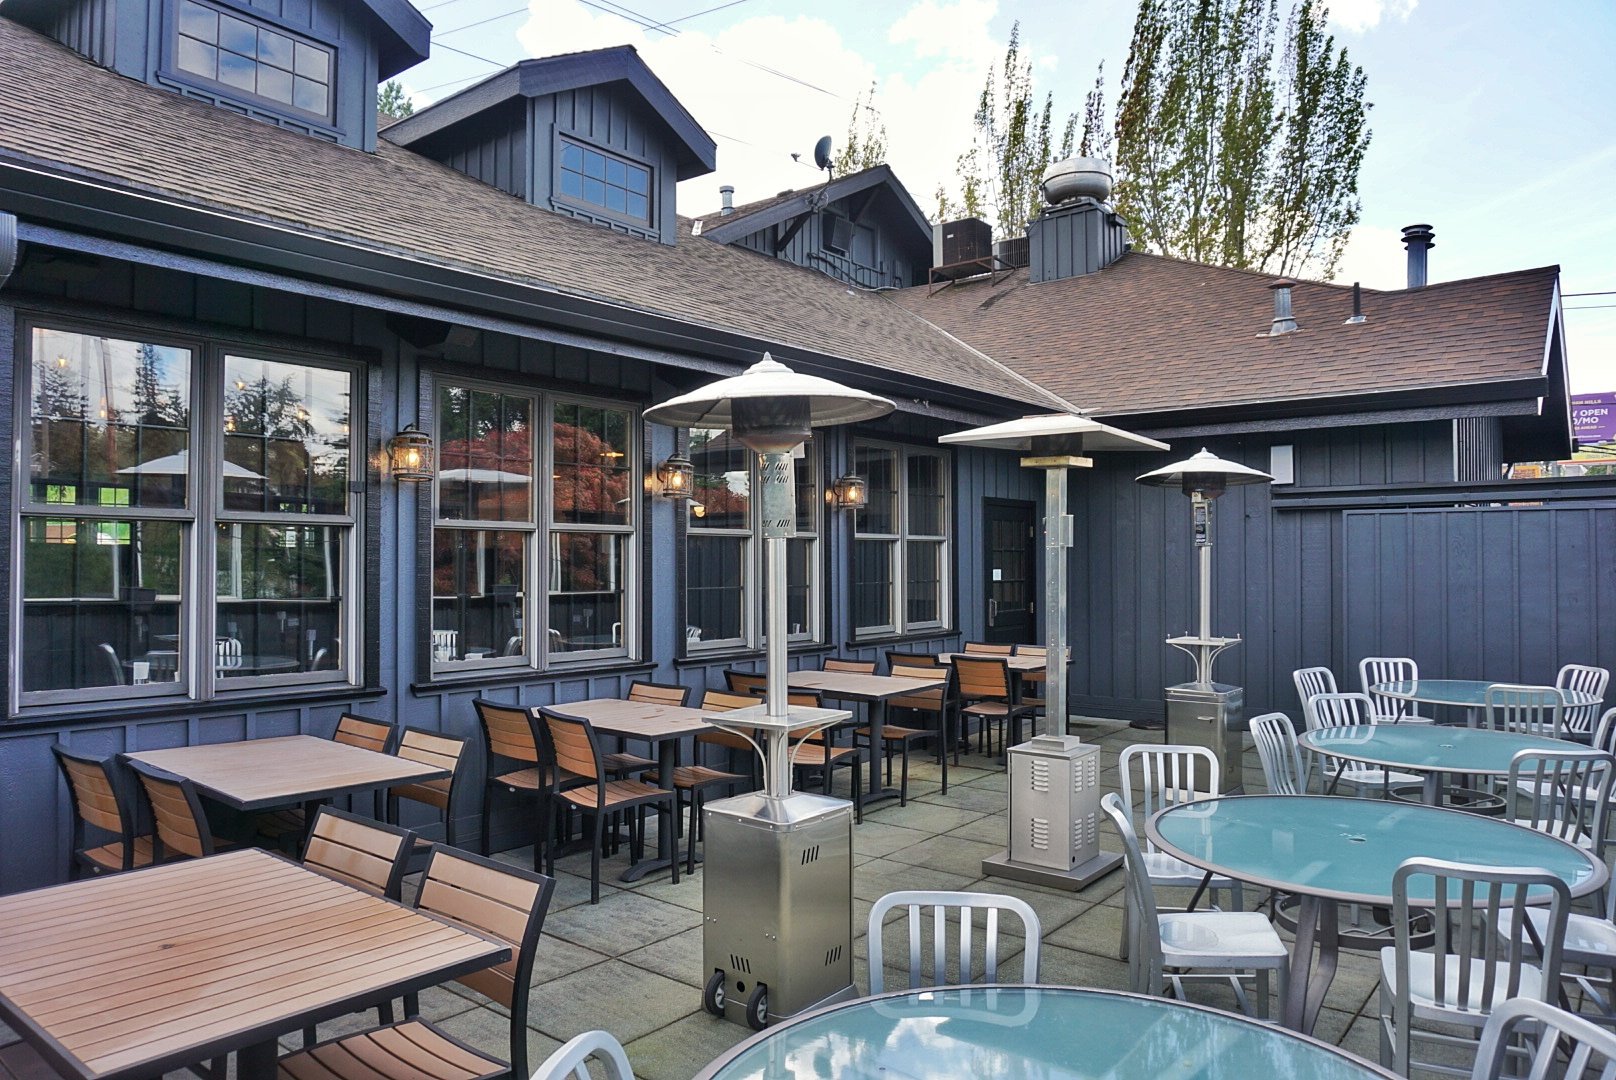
[761,449,795,797]
[1044,466,1071,733]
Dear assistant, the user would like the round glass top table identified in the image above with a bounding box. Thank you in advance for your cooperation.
[693,986,1394,1080]
[1147,795,1607,1034]
[1297,724,1576,805]
[1372,680,1595,726]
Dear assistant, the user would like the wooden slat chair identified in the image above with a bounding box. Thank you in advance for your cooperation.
[963,642,1014,655]
[52,745,153,878]
[387,727,468,850]
[646,695,751,873]
[784,691,865,823]
[1016,644,1067,735]
[724,669,767,696]
[539,707,679,903]
[891,651,968,760]
[278,846,557,1080]
[257,713,400,842]
[857,663,947,804]
[823,658,876,674]
[954,655,1035,758]
[474,699,581,871]
[124,758,235,861]
[698,690,763,785]
[603,681,688,777]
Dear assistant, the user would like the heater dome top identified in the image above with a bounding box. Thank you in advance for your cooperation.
[1136,448,1274,495]
[644,353,894,432]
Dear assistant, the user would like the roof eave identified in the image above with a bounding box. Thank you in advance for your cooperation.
[702,165,931,252]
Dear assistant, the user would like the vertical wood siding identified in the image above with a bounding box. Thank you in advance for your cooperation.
[531,85,679,244]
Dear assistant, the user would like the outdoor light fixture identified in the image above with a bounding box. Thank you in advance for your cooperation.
[828,474,868,510]
[656,454,695,500]
[387,424,435,483]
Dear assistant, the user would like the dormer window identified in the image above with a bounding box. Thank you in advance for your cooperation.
[558,138,650,224]
[175,0,334,122]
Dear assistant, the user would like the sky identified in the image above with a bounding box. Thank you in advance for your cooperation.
[397,0,1616,393]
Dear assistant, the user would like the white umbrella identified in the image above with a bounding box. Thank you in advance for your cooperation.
[438,467,532,485]
[117,449,264,480]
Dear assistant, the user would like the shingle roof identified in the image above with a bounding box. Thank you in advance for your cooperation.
[0,18,1071,414]
[888,251,1560,420]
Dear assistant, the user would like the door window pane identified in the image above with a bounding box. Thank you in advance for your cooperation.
[30,328,192,510]
[20,519,185,693]
[432,528,526,663]
[553,404,632,526]
[437,386,533,522]
[222,356,350,515]
[687,535,745,644]
[550,532,626,652]
[214,522,344,679]
[853,539,894,631]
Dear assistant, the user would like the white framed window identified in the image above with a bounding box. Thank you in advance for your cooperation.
[852,441,949,637]
[430,379,638,673]
[13,319,362,710]
[684,431,821,652]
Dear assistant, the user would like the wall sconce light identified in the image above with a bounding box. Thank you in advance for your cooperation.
[690,502,706,519]
[829,473,868,510]
[657,454,695,500]
[387,424,436,483]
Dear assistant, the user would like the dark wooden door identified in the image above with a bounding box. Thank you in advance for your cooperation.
[984,500,1036,645]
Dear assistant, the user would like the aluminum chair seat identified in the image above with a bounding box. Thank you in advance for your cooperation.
[1378,949,1547,1020]
[1143,850,1243,893]
[1514,907,1616,966]
[1158,912,1288,964]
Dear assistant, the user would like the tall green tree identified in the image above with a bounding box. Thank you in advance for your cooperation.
[377,80,414,121]
[1112,0,1370,278]
[833,82,889,175]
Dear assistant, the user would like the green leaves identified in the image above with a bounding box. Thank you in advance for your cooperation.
[834,81,890,176]
[377,80,414,121]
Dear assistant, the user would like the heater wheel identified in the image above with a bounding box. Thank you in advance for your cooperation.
[745,984,769,1030]
[702,971,726,1016]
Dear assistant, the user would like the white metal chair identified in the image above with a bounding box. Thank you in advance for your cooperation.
[1561,664,1612,740]
[1483,684,1565,738]
[1379,857,1570,1078]
[1309,692,1422,797]
[1360,656,1436,724]
[1293,666,1340,788]
[1116,744,1244,960]
[214,636,242,672]
[1249,712,1307,794]
[529,1030,634,1080]
[866,889,1041,993]
[1505,747,1613,859]
[1471,997,1616,1080]
[1503,867,1616,1023]
[430,628,457,663]
[1100,793,1288,1019]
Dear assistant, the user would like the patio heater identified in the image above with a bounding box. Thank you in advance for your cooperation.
[645,354,892,1030]
[939,414,1168,890]
[1137,449,1273,790]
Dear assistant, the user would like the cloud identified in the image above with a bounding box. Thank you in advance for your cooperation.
[1328,0,1417,34]
[1330,223,1409,289]
[887,0,998,61]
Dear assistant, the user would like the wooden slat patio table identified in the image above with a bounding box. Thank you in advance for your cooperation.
[935,652,1047,674]
[786,671,944,806]
[554,698,714,882]
[0,848,507,1080]
[123,735,448,812]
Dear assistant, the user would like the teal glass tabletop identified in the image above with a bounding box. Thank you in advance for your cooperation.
[1297,724,1575,774]
[696,986,1392,1079]
[1148,796,1606,905]
[1374,679,1595,708]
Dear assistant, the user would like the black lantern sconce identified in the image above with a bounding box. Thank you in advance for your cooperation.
[387,424,435,483]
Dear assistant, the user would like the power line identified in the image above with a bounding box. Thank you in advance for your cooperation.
[1567,304,1616,311]
[434,4,528,37]
[1566,291,1616,298]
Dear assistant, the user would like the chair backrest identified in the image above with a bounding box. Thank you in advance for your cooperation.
[539,708,603,784]
[890,664,948,707]
[124,758,215,860]
[964,642,1014,655]
[866,889,1041,994]
[1484,684,1564,737]
[1014,644,1046,658]
[503,635,524,656]
[700,689,756,712]
[310,647,330,671]
[97,643,125,686]
[823,658,876,674]
[887,651,942,671]
[1559,664,1611,736]
[1291,666,1338,728]
[1506,748,1614,854]
[301,805,414,899]
[1390,858,1569,1026]
[333,712,396,754]
[431,628,457,662]
[1118,744,1219,856]
[413,845,555,1080]
[1309,691,1377,731]
[52,746,132,860]
[392,727,467,812]
[1471,997,1616,1080]
[627,680,692,707]
[1594,708,1616,757]
[530,1030,634,1080]
[1100,792,1163,993]
[473,698,540,765]
[954,655,1012,700]
[1360,656,1419,721]
[1249,712,1306,795]
[724,670,767,696]
[215,637,242,670]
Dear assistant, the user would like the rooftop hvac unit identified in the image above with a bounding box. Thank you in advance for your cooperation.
[940,217,992,265]
[820,212,853,256]
[995,235,1030,269]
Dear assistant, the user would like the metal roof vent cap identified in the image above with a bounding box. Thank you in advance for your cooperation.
[1041,157,1112,205]
[719,185,735,215]
[1402,224,1434,288]
[1268,279,1299,335]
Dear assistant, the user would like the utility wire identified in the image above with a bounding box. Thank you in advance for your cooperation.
[1566,304,1616,311]
[1566,291,1616,298]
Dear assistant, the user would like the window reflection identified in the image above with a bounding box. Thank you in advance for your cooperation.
[437,386,532,523]
[553,403,631,526]
[214,523,344,678]
[222,355,350,516]
[432,529,526,662]
[549,532,627,652]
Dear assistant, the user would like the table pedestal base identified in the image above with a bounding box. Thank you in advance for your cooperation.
[1284,895,1339,1034]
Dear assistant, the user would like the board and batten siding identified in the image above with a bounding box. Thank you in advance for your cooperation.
[406,99,530,200]
[728,207,922,291]
[531,83,680,244]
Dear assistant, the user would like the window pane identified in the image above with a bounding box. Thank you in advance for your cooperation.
[605,158,626,187]
[178,0,217,42]
[21,518,184,693]
[436,386,532,523]
[852,539,894,630]
[907,453,946,536]
[627,166,649,195]
[432,528,526,664]
[176,36,218,79]
[560,170,583,198]
[293,75,327,115]
[583,178,606,206]
[30,327,193,510]
[583,149,606,180]
[222,356,351,516]
[214,522,344,679]
[294,41,328,81]
[786,537,813,637]
[218,13,255,56]
[257,28,293,69]
[626,193,648,219]
[793,437,817,531]
[688,427,749,529]
[853,445,897,535]
[217,47,256,91]
[549,532,626,653]
[257,63,293,104]
[605,186,626,213]
[905,540,942,625]
[687,534,744,645]
[561,142,583,170]
[552,403,632,526]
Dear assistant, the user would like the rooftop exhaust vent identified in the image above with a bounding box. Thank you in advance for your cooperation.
[719,185,735,216]
[1041,157,1113,205]
[1402,224,1434,288]
[1268,279,1298,336]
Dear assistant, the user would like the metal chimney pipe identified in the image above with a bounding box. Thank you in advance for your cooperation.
[1344,281,1367,324]
[719,185,735,216]
[1402,224,1434,288]
[1268,279,1298,335]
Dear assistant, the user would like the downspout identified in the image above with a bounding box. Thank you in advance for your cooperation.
[0,212,18,289]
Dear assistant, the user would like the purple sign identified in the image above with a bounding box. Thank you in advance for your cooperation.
[1573,394,1616,445]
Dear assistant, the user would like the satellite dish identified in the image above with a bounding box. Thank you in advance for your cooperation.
[813,135,833,175]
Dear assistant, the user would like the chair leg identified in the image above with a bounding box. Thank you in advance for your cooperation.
[686,791,700,875]
[665,801,680,886]
[590,812,604,904]
[898,741,910,807]
[479,785,493,855]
